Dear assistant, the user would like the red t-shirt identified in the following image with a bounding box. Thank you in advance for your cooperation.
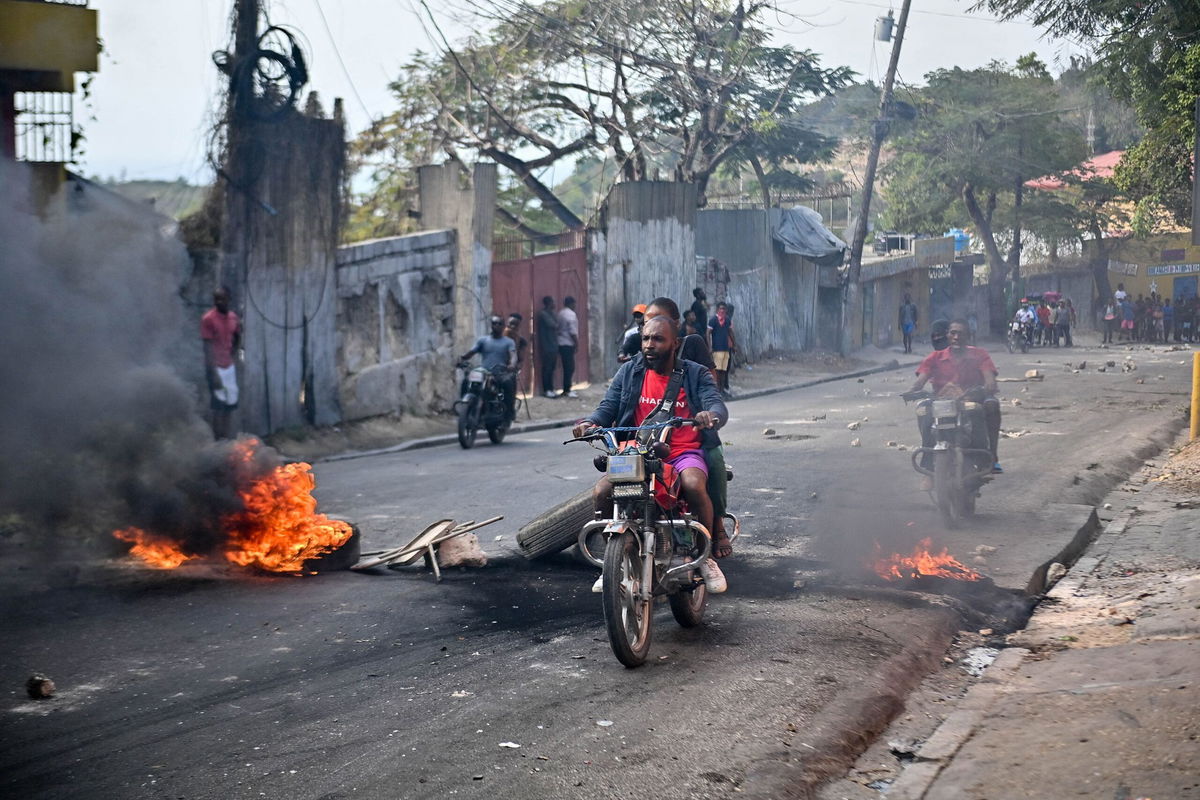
[201,308,240,368]
[635,369,700,458]
[916,347,997,393]
[1036,306,1051,325]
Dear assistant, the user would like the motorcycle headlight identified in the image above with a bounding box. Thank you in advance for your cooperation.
[932,399,957,417]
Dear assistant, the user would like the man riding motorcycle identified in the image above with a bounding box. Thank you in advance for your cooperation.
[908,319,1002,489]
[459,315,517,423]
[573,315,729,591]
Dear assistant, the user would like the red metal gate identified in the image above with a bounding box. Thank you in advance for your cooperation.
[492,231,589,392]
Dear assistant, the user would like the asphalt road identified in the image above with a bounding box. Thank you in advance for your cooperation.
[1,341,1190,800]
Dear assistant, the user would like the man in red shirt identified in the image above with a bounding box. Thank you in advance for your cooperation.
[200,287,241,439]
[909,319,1002,483]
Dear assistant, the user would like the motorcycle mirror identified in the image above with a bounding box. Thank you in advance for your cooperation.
[593,454,609,472]
[650,442,671,460]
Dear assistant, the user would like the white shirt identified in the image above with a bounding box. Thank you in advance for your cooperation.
[556,307,578,347]
[1114,289,1127,301]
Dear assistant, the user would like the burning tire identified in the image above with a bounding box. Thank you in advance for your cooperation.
[301,524,360,573]
[517,488,594,559]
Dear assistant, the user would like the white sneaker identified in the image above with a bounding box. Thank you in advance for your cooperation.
[567,390,579,398]
[698,558,727,593]
[544,391,557,399]
[591,574,603,593]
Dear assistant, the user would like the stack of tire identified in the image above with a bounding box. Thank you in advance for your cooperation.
[516,489,594,559]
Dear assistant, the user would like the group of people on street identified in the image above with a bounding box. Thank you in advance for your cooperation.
[1101,283,1197,344]
[616,287,738,395]
[1011,296,1076,347]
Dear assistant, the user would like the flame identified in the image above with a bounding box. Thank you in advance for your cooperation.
[871,537,981,581]
[113,527,196,570]
[114,438,351,574]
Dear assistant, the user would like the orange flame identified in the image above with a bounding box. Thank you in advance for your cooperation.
[113,527,196,569]
[113,439,351,574]
[871,537,981,581]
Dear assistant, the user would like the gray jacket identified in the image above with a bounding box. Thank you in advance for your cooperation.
[585,354,727,449]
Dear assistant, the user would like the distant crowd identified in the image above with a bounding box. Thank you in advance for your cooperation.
[1100,283,1197,344]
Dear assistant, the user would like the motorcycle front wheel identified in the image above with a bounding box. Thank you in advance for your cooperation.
[457,395,480,449]
[487,420,508,444]
[603,531,654,667]
[934,451,961,529]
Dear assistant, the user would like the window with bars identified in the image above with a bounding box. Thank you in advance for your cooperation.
[14,92,75,163]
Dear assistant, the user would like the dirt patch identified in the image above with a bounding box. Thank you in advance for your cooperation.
[1150,436,1200,491]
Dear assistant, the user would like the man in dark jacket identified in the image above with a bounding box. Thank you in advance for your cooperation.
[574,316,728,586]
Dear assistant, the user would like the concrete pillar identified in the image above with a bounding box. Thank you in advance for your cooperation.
[417,162,497,355]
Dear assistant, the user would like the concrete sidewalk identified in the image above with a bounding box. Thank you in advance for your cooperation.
[885,443,1200,800]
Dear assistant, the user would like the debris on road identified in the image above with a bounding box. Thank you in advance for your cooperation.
[26,675,55,699]
[352,516,503,578]
[498,742,521,748]
[850,438,861,447]
[1024,369,1044,380]
[762,428,776,436]
[596,720,614,727]
[847,421,861,431]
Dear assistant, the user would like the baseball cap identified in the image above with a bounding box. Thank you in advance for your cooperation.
[632,303,647,314]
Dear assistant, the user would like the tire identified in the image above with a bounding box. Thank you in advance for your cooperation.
[457,395,479,449]
[934,451,960,529]
[1006,336,1015,354]
[487,421,508,444]
[516,488,595,559]
[603,531,654,667]
[958,491,976,518]
[669,580,707,628]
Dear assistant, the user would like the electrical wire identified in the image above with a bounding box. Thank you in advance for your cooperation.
[310,0,373,120]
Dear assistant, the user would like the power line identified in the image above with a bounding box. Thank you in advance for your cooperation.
[310,0,373,120]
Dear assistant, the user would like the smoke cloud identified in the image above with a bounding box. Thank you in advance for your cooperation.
[0,167,277,556]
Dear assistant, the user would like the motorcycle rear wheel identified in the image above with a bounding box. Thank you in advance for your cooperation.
[934,451,961,529]
[457,396,480,449]
[603,531,654,667]
[669,579,707,628]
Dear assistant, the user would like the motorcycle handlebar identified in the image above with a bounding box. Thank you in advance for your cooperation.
[563,417,698,444]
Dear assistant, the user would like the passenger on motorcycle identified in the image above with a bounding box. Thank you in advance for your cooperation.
[459,315,518,423]
[573,316,729,580]
[908,319,1002,485]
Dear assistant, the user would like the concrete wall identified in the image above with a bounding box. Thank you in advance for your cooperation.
[417,163,497,356]
[864,269,930,349]
[589,181,697,373]
[694,208,819,358]
[335,230,457,421]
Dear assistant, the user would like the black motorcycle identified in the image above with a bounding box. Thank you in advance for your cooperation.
[455,362,516,449]
[903,389,996,528]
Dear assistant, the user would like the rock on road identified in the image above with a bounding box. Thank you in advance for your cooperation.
[0,343,1190,799]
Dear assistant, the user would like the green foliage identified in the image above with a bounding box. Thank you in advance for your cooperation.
[978,0,1199,226]
[350,0,851,233]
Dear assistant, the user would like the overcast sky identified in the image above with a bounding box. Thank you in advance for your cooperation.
[79,0,1085,183]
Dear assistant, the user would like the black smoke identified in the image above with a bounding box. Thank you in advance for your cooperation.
[0,166,277,558]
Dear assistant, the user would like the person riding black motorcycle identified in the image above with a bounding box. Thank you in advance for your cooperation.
[459,316,517,424]
[908,319,1002,489]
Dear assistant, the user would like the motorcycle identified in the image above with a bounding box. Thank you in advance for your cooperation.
[1007,320,1031,354]
[454,362,516,449]
[567,418,739,667]
[902,389,996,528]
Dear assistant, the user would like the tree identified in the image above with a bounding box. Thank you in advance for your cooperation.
[353,0,851,234]
[880,60,1088,331]
[977,0,1200,226]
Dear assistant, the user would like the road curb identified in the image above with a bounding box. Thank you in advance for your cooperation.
[737,609,962,800]
[320,359,920,464]
[884,647,1031,800]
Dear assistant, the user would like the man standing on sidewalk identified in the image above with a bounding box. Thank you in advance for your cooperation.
[201,286,241,440]
[707,301,735,393]
[898,293,919,354]
[557,295,579,398]
[536,296,558,398]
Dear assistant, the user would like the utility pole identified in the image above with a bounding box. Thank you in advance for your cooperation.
[231,0,259,113]
[841,0,912,355]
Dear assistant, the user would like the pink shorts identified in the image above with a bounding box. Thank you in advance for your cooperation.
[1121,320,1134,330]
[669,450,708,475]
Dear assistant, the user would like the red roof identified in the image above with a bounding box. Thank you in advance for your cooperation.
[1025,150,1124,190]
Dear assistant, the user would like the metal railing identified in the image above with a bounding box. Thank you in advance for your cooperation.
[13,92,75,163]
[493,228,586,261]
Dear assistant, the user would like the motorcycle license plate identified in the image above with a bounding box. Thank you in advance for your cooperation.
[607,454,644,483]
